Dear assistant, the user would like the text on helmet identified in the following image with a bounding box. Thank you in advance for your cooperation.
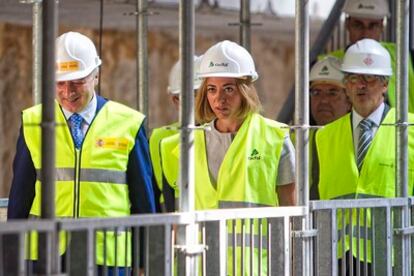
[209,61,229,68]
[357,4,375,10]
[57,61,80,72]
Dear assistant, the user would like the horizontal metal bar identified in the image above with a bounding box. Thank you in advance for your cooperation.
[281,125,323,130]
[58,207,307,231]
[194,206,307,222]
[0,219,56,233]
[394,226,414,235]
[310,197,408,210]
[292,229,318,238]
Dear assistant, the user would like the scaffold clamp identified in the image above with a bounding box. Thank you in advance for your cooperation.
[174,244,208,256]
[292,229,318,239]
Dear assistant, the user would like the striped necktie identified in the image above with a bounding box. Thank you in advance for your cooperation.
[69,113,84,149]
[357,119,373,171]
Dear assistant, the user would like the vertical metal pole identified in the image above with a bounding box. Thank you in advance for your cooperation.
[39,0,56,274]
[240,0,251,52]
[178,0,197,275]
[277,0,345,123]
[136,0,149,131]
[388,0,397,42]
[395,1,410,275]
[33,0,42,104]
[295,0,310,275]
[411,0,414,54]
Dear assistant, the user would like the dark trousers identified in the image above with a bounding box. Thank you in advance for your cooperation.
[338,252,372,276]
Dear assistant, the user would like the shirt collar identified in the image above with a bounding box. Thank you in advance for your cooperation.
[352,102,384,131]
[62,93,97,125]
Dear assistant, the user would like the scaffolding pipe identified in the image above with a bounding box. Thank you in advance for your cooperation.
[388,0,397,42]
[395,0,410,275]
[136,0,149,131]
[33,0,42,104]
[411,0,414,52]
[40,0,56,226]
[240,0,251,52]
[277,0,345,123]
[177,0,197,275]
[38,0,57,274]
[295,0,310,275]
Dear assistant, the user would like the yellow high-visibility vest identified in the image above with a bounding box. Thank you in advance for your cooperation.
[23,100,144,266]
[316,108,414,262]
[162,112,287,275]
[149,122,179,204]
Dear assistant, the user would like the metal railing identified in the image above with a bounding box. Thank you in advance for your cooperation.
[3,198,414,275]
[0,206,306,276]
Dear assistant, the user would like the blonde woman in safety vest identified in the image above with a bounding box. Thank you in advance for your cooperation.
[162,40,296,275]
[149,56,203,212]
[7,31,155,275]
[315,38,414,274]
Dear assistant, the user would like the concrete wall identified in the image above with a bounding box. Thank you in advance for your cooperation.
[0,23,295,198]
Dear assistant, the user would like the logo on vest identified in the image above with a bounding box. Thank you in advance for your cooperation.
[95,137,129,150]
[248,149,261,160]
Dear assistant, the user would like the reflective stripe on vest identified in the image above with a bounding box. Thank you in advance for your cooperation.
[22,100,144,266]
[36,168,127,184]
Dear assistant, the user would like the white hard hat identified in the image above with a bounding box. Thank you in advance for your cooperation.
[56,32,102,82]
[343,0,389,19]
[310,56,344,87]
[198,40,258,81]
[168,55,203,95]
[341,38,392,76]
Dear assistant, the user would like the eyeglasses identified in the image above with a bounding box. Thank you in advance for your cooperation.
[309,88,344,98]
[345,74,384,85]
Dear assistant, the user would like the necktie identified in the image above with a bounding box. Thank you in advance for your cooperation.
[69,113,84,149]
[357,119,373,171]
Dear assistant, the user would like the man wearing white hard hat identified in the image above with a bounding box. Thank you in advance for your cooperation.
[315,38,414,274]
[310,56,351,126]
[324,0,414,113]
[149,55,203,212]
[7,32,155,274]
[162,40,296,275]
[307,56,351,199]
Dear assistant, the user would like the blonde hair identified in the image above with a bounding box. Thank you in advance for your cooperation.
[195,77,262,124]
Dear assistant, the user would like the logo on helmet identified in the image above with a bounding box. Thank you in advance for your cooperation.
[363,55,374,66]
[209,61,229,68]
[357,4,375,10]
[319,65,330,76]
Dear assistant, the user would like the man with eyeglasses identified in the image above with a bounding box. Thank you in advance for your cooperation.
[323,0,414,113]
[309,56,351,126]
[307,56,351,200]
[6,32,156,275]
[315,38,414,275]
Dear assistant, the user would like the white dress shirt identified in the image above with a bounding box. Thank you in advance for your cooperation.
[351,102,385,157]
[62,93,97,135]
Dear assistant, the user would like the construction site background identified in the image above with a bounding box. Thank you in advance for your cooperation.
[0,17,314,198]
